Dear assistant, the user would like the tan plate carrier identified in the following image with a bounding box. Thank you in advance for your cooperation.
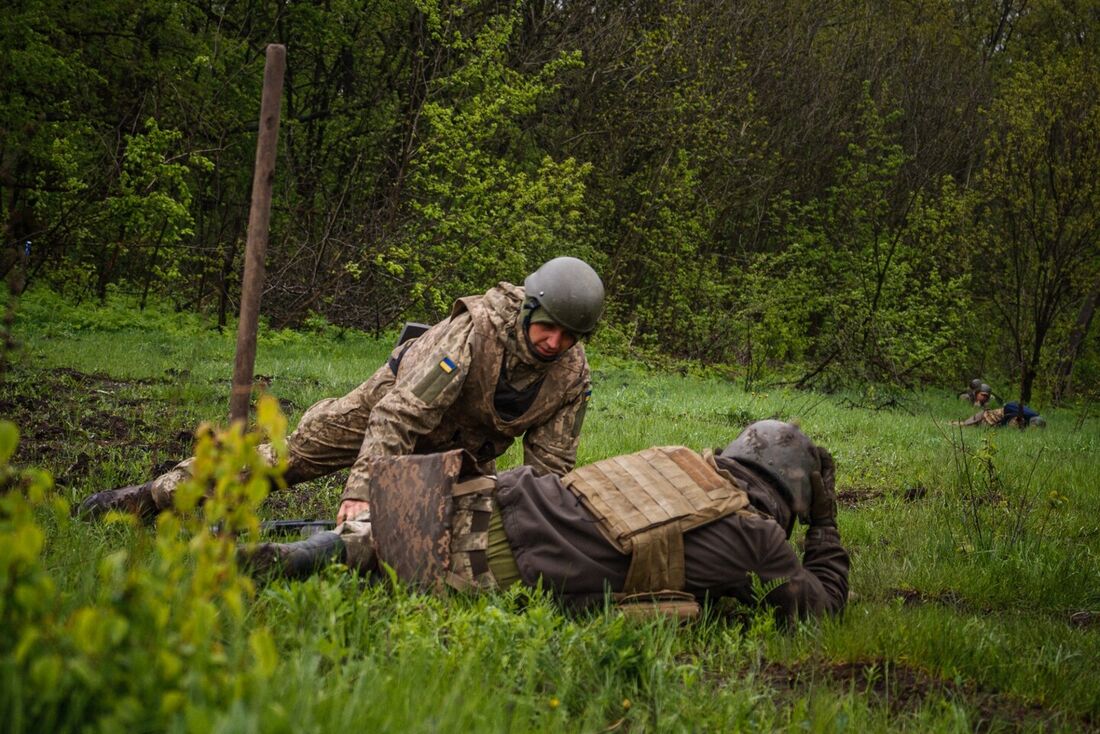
[561,446,753,595]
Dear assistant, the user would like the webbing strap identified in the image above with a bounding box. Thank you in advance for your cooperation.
[623,521,685,593]
[445,495,495,592]
[452,475,497,497]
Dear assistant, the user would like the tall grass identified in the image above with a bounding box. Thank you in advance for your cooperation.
[3,288,1098,732]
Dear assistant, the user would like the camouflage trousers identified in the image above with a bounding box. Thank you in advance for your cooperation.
[955,407,1011,429]
[332,499,521,591]
[150,372,394,509]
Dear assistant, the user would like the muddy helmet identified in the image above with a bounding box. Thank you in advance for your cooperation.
[720,420,820,523]
[969,378,982,391]
[523,257,605,335]
[979,383,991,394]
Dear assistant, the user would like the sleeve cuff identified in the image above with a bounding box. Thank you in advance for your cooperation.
[340,484,371,503]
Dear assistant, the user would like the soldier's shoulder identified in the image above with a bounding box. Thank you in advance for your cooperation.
[461,284,522,333]
[552,343,591,388]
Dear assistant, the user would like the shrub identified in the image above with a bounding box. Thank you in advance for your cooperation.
[0,397,286,732]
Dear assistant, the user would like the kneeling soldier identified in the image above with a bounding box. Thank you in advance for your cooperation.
[77,257,604,525]
[244,420,850,621]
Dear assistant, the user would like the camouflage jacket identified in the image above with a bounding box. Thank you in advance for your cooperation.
[341,283,591,502]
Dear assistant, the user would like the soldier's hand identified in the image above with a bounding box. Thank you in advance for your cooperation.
[809,446,837,527]
[336,499,370,525]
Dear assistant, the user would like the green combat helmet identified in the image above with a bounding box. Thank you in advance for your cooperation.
[524,256,605,335]
[720,420,820,524]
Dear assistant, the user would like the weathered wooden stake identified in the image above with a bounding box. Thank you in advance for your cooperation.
[230,44,286,425]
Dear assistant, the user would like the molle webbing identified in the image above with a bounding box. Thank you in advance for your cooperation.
[447,493,497,592]
[562,447,751,592]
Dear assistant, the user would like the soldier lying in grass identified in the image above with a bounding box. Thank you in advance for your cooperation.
[242,420,851,621]
[954,400,1047,429]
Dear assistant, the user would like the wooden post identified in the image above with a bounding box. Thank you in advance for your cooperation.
[230,44,286,425]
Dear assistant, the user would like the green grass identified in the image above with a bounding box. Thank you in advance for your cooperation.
[4,288,1099,732]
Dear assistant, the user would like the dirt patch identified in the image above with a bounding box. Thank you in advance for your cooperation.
[836,485,884,508]
[79,412,133,441]
[902,485,928,502]
[52,365,158,388]
[4,363,339,518]
[1069,610,1100,629]
[1,365,192,482]
[887,587,966,609]
[758,657,1089,730]
[259,475,344,522]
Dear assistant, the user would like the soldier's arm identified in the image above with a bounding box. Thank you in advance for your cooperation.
[951,410,986,427]
[340,314,478,503]
[755,524,851,619]
[752,453,849,619]
[521,377,591,476]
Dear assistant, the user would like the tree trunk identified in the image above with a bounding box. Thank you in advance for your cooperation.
[1019,367,1036,406]
[217,239,238,331]
[1053,277,1100,403]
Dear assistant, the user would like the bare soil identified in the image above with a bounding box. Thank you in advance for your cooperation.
[836,485,884,508]
[759,657,1094,731]
[0,365,338,520]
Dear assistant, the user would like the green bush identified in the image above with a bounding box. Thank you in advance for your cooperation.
[0,397,286,732]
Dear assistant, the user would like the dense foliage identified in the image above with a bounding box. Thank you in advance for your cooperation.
[2,0,1099,400]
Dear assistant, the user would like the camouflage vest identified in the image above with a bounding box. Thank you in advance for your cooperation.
[417,286,588,464]
[562,447,753,593]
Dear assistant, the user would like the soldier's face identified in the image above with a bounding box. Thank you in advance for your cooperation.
[527,322,577,358]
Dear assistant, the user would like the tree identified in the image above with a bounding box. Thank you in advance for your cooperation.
[741,86,972,389]
[976,46,1100,404]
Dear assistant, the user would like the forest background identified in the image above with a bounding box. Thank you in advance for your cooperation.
[3,0,1099,404]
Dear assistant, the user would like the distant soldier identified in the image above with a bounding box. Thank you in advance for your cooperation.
[954,400,1046,429]
[958,378,983,405]
[959,379,1001,408]
[242,421,851,622]
[78,257,605,524]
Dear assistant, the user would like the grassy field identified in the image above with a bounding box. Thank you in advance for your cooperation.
[3,289,1099,732]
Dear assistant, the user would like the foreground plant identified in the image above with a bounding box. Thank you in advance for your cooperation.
[0,397,286,732]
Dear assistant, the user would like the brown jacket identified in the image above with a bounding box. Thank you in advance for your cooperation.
[495,455,850,620]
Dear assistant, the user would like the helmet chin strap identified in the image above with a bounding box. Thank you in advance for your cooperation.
[522,303,561,363]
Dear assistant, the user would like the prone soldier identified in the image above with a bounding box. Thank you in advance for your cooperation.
[244,420,851,622]
[954,400,1046,429]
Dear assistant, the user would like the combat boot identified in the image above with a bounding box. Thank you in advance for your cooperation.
[75,482,159,524]
[237,531,347,580]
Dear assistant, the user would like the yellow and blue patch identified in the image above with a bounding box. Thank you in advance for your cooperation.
[413,354,461,403]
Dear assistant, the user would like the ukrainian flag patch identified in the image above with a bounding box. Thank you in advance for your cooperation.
[413,354,460,403]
